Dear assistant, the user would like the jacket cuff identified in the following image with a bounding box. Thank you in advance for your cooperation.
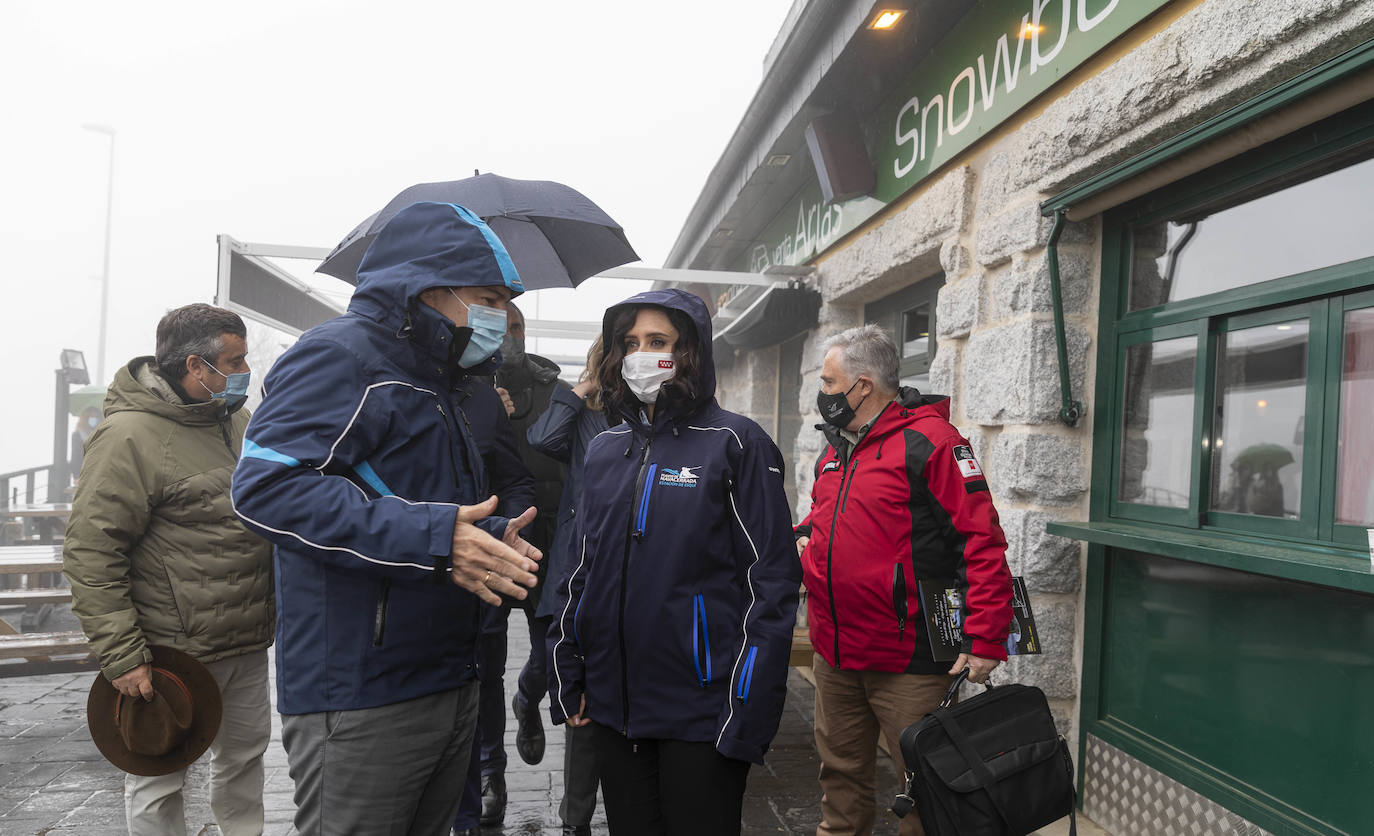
[427,504,459,561]
[103,645,154,682]
[715,731,765,765]
[793,523,812,539]
[968,637,1009,661]
[551,387,586,410]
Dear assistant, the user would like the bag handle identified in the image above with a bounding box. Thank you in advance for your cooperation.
[939,667,992,709]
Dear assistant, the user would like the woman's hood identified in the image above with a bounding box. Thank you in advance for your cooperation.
[600,288,715,402]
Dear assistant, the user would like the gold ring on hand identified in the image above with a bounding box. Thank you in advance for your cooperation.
[484,570,494,585]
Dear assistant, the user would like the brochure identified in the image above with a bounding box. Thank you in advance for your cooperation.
[917,576,1041,661]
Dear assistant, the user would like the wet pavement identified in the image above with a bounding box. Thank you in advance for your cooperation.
[0,606,1097,835]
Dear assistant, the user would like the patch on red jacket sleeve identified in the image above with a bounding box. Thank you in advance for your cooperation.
[953,445,983,478]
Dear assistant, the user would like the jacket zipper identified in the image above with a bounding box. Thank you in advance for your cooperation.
[373,580,390,646]
[824,449,858,667]
[692,593,712,687]
[619,428,654,734]
[892,563,907,640]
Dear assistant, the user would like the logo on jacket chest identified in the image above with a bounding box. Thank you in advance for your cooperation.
[658,465,701,488]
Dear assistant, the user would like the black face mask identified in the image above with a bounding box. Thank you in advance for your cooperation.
[817,380,867,429]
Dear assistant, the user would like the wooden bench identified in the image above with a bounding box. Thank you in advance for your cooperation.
[0,543,94,676]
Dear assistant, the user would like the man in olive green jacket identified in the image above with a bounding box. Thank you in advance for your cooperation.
[64,303,274,836]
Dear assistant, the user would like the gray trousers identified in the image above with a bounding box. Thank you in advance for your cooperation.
[560,722,600,827]
[124,649,271,836]
[281,681,479,836]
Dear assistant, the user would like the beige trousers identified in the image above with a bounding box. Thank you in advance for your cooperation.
[812,653,954,836]
[124,649,271,836]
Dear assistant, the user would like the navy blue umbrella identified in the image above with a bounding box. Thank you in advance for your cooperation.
[317,174,639,289]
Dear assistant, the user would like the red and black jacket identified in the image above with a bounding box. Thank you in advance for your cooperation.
[796,388,1012,673]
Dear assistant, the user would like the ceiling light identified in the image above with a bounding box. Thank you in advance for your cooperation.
[765,154,791,167]
[869,9,906,30]
[714,228,734,238]
[1276,324,1293,330]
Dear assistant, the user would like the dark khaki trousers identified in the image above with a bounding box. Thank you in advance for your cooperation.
[812,653,954,836]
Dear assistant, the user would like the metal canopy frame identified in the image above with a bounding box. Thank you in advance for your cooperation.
[214,237,810,341]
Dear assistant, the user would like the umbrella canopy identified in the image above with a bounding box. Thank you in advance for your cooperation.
[68,385,107,417]
[317,174,639,290]
[1232,442,1296,472]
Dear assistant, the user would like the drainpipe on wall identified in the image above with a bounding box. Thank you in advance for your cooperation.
[1045,210,1084,427]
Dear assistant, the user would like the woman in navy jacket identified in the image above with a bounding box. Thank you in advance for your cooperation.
[546,289,800,835]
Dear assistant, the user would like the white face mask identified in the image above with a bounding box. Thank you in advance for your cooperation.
[621,351,675,403]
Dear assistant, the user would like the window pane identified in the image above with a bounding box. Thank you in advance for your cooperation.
[1119,336,1197,507]
[1337,308,1374,526]
[902,305,931,360]
[1210,320,1308,518]
[1129,156,1374,311]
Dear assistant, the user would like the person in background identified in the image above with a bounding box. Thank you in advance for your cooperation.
[794,324,1013,836]
[466,301,571,828]
[69,404,102,481]
[449,324,536,836]
[526,336,614,836]
[547,289,800,836]
[64,303,274,836]
[231,202,541,836]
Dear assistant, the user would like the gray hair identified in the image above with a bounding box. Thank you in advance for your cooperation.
[155,303,246,381]
[822,324,900,391]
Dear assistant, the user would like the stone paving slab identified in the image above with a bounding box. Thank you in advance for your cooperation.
[0,606,1102,834]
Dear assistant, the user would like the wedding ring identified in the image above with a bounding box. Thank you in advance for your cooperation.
[483,570,494,585]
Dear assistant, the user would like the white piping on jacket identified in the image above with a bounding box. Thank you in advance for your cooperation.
[551,534,590,718]
[717,487,762,750]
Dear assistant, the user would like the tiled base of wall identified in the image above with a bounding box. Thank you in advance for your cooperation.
[1083,736,1273,836]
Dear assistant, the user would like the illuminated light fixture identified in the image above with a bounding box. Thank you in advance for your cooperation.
[1276,324,1293,330]
[1020,22,1047,38]
[765,154,791,167]
[869,9,906,30]
[1257,399,1268,408]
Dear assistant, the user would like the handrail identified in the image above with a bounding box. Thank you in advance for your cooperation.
[0,465,54,509]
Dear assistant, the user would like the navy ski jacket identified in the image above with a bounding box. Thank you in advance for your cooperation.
[546,289,800,765]
[231,201,525,715]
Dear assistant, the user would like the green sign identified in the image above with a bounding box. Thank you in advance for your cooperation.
[739,0,1173,272]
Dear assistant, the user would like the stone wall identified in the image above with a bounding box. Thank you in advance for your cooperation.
[708,0,1374,768]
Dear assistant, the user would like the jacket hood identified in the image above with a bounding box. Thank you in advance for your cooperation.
[601,288,715,409]
[103,357,233,426]
[350,201,525,333]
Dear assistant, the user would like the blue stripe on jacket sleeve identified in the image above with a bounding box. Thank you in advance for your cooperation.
[447,204,524,293]
[352,461,395,497]
[242,438,301,466]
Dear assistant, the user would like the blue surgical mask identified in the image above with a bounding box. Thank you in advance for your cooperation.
[197,358,251,409]
[449,289,508,368]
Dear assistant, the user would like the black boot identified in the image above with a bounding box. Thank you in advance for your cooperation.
[512,693,546,765]
[561,826,591,836]
[479,772,506,827]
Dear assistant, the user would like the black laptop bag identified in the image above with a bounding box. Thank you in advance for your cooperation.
[893,670,1077,836]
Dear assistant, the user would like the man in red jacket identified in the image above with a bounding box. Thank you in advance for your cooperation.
[795,324,1013,836]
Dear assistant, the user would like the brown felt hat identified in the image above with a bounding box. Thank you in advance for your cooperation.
[87,646,222,776]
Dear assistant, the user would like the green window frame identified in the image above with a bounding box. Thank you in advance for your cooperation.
[1086,98,1374,584]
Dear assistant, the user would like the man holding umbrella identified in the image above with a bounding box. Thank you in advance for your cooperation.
[232,201,542,835]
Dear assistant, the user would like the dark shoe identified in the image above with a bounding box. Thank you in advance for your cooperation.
[479,772,506,827]
[512,693,546,765]
[453,829,481,836]
[561,826,591,836]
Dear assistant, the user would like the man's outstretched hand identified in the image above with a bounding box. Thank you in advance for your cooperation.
[450,497,541,606]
